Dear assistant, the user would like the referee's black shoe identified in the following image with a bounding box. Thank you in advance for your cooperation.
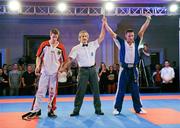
[95,111,104,115]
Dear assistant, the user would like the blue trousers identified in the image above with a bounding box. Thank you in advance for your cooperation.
[114,67,142,113]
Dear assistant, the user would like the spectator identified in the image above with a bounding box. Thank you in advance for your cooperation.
[139,43,153,86]
[0,68,9,96]
[112,64,117,73]
[152,64,162,87]
[98,62,108,93]
[70,60,78,83]
[9,63,21,96]
[58,68,74,94]
[22,65,36,95]
[8,65,12,72]
[112,63,120,84]
[172,61,179,91]
[58,69,68,83]
[107,65,117,93]
[161,60,175,92]
[19,64,25,76]
[115,63,120,75]
[3,64,8,76]
[69,61,78,94]
[19,64,26,95]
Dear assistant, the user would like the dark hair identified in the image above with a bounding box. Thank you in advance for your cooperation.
[3,64,7,68]
[101,62,105,65]
[27,64,32,67]
[125,29,134,34]
[143,43,149,49]
[0,68,5,75]
[0,67,3,73]
[50,28,60,35]
[144,43,148,46]
[109,65,113,68]
[100,62,106,67]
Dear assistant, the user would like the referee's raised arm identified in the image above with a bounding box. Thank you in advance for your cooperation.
[97,16,106,45]
[104,16,117,39]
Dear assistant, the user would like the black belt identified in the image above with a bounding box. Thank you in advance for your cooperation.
[80,65,95,69]
[121,63,137,69]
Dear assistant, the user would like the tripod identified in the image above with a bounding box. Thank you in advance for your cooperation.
[138,59,149,87]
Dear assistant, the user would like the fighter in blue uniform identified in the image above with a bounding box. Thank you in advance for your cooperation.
[104,14,151,115]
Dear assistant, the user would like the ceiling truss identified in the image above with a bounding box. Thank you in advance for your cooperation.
[0,5,176,16]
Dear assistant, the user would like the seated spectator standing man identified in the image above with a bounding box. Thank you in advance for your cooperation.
[161,60,175,92]
[152,64,162,87]
[104,13,151,115]
[60,17,106,116]
[98,62,109,94]
[3,64,8,76]
[107,65,117,94]
[0,68,9,96]
[22,65,36,95]
[9,63,21,96]
[139,43,153,86]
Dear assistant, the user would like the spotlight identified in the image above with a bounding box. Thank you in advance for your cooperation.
[8,0,21,12]
[104,2,115,12]
[57,2,67,12]
[169,3,178,13]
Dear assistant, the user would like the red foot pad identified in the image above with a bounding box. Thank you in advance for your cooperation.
[0,112,38,128]
[134,108,180,125]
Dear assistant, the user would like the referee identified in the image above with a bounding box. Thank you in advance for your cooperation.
[61,17,106,116]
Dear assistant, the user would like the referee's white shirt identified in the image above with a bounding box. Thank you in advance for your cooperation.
[69,39,99,67]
